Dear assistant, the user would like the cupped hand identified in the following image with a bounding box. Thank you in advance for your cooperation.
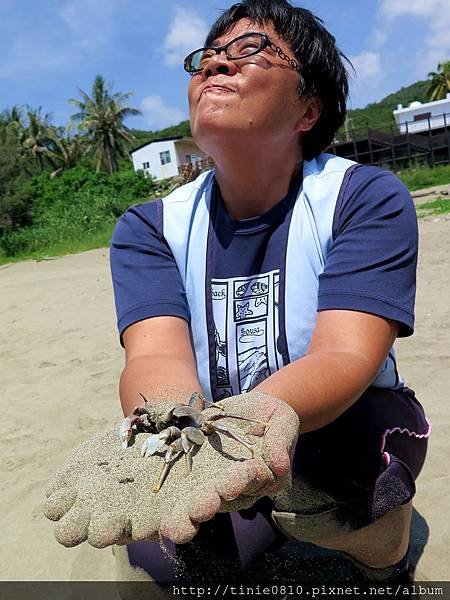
[159,391,299,543]
[44,393,299,548]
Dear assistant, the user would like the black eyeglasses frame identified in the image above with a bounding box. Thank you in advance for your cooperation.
[183,31,302,75]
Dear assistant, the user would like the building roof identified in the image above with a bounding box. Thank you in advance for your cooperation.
[393,93,450,114]
[130,136,195,154]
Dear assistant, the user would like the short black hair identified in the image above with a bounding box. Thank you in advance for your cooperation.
[205,0,350,160]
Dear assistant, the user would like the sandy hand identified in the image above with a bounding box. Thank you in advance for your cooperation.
[44,394,298,548]
[160,391,299,544]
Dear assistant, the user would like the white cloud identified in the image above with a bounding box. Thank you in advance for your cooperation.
[347,51,383,106]
[371,27,388,48]
[0,0,122,80]
[349,51,382,81]
[162,6,208,68]
[379,0,450,74]
[0,39,71,79]
[380,0,439,20]
[58,0,121,49]
[0,25,76,80]
[140,95,186,129]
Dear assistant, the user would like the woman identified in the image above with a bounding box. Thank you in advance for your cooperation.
[110,0,430,585]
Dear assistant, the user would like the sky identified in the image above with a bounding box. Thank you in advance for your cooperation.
[1,0,449,131]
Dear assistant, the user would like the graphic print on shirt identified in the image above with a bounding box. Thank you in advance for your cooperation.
[211,281,233,400]
[211,270,283,398]
[273,271,281,370]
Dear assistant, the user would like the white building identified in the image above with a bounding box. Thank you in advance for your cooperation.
[393,93,450,134]
[131,136,209,181]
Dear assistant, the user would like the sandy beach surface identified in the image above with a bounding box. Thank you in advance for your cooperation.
[0,215,449,582]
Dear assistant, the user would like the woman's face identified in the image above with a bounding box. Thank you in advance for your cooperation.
[187,18,313,156]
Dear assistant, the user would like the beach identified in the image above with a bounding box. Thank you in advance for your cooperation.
[0,215,449,581]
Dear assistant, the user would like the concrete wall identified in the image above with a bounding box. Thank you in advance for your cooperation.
[174,140,208,167]
[131,140,178,180]
[131,138,209,181]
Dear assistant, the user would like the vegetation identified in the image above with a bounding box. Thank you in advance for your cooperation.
[337,80,430,140]
[0,83,151,263]
[1,65,449,265]
[416,197,450,219]
[0,74,150,263]
[339,57,449,139]
[44,125,86,178]
[129,120,191,152]
[427,61,450,101]
[397,164,450,191]
[0,167,156,262]
[70,75,141,174]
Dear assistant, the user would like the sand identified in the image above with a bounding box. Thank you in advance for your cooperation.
[43,394,297,549]
[411,184,449,204]
[0,214,449,581]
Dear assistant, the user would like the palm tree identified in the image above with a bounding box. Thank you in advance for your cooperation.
[427,61,450,101]
[69,75,141,174]
[23,106,53,171]
[45,125,87,178]
[1,105,50,176]
[0,106,25,147]
[1,105,24,128]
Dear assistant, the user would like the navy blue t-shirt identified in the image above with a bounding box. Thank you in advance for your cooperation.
[110,164,417,395]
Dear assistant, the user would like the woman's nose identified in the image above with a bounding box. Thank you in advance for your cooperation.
[203,51,238,78]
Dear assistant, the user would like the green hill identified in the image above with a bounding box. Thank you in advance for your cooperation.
[129,121,191,152]
[340,79,430,138]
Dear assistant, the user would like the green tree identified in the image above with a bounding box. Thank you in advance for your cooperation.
[45,125,86,178]
[427,61,450,101]
[0,120,33,231]
[23,106,54,171]
[0,105,29,173]
[69,75,141,174]
[1,105,24,129]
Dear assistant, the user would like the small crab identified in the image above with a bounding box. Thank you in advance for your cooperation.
[118,393,269,493]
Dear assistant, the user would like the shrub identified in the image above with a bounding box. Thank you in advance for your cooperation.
[0,166,157,257]
[398,164,450,191]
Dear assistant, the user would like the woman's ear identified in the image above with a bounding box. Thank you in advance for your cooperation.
[295,97,322,134]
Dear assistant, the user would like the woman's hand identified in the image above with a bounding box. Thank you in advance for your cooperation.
[44,393,299,547]
[159,391,299,543]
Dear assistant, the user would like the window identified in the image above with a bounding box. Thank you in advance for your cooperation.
[160,150,171,165]
[413,112,432,122]
[142,161,150,169]
[186,154,201,165]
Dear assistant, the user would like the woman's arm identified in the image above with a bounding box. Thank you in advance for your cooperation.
[119,316,202,416]
[255,309,399,433]
[255,168,416,433]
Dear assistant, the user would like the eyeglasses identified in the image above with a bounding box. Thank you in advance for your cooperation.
[183,31,302,75]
